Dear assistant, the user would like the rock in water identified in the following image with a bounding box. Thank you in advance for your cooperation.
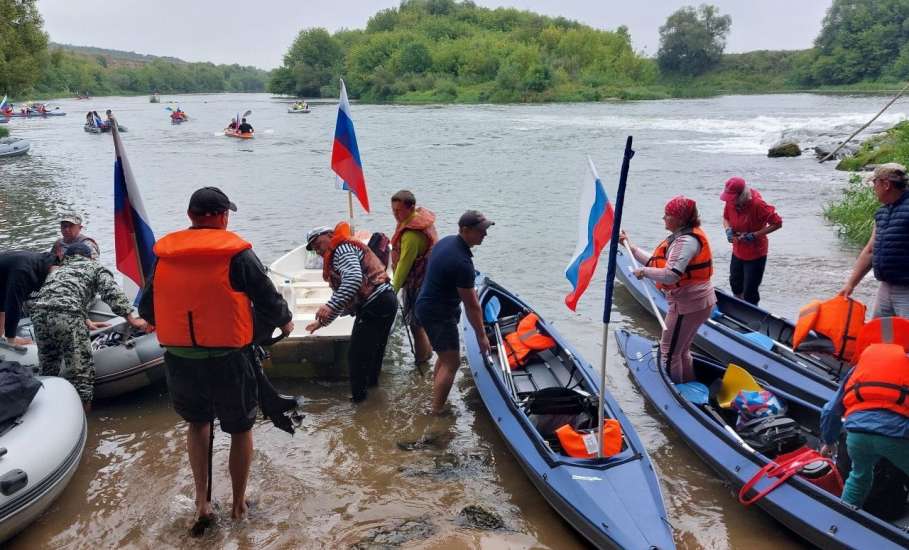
[459,505,505,530]
[351,517,436,548]
[768,141,802,158]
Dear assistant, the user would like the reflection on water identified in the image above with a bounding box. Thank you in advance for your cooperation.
[3,92,896,548]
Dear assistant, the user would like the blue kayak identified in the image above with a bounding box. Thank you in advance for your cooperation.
[615,247,843,406]
[461,276,675,549]
[615,329,909,549]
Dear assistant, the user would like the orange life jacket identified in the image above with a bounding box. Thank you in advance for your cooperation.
[556,419,623,459]
[322,222,390,314]
[647,227,713,290]
[792,295,866,363]
[843,343,909,419]
[390,207,438,292]
[503,313,556,369]
[854,316,909,359]
[152,229,254,348]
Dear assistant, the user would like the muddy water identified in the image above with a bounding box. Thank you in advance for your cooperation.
[1,92,899,548]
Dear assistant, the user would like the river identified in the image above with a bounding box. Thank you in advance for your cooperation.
[1,93,901,549]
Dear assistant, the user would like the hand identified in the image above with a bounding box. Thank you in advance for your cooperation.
[632,268,645,280]
[280,320,295,337]
[305,320,321,334]
[741,232,756,242]
[819,443,836,458]
[7,336,32,346]
[477,333,491,355]
[725,228,734,243]
[315,304,333,323]
[618,230,629,245]
[128,317,149,333]
[85,319,112,331]
[839,282,855,297]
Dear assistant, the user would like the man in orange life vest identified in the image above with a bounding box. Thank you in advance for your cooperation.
[820,318,909,508]
[138,187,294,525]
[390,189,437,364]
[305,222,398,403]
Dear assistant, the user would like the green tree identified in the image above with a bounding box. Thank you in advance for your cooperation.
[270,28,344,96]
[657,4,731,75]
[0,0,49,95]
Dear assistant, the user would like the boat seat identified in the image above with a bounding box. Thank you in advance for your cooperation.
[293,281,328,289]
[537,349,576,387]
[296,297,325,307]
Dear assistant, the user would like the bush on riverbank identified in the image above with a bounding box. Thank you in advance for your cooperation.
[824,173,877,244]
[0,127,8,138]
[836,121,909,171]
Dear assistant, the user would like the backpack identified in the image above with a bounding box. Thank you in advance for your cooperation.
[367,232,391,270]
[0,361,42,426]
[736,416,806,458]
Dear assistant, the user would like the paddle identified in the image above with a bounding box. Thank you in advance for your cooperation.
[621,242,667,331]
[483,296,517,399]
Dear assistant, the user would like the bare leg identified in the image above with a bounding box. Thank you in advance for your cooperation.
[187,422,214,519]
[431,350,460,414]
[229,430,253,520]
[411,323,433,363]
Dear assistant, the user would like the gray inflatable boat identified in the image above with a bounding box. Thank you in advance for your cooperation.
[0,138,30,158]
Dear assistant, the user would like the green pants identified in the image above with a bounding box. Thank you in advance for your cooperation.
[31,309,94,402]
[842,431,909,507]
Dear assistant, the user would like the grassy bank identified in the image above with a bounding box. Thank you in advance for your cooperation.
[836,121,909,171]
[824,174,877,245]
[0,126,8,138]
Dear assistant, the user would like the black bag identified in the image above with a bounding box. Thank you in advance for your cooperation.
[367,232,391,270]
[0,361,42,425]
[737,416,806,457]
[863,458,909,521]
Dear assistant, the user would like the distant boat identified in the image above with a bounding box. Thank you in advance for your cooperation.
[149,93,160,103]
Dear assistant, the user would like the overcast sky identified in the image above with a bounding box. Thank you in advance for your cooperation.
[38,0,832,69]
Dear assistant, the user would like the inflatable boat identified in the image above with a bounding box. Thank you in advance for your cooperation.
[0,138,30,158]
[0,376,86,543]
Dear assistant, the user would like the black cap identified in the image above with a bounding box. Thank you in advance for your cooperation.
[188,186,237,215]
[458,210,494,230]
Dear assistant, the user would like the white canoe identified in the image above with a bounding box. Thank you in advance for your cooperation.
[0,377,86,543]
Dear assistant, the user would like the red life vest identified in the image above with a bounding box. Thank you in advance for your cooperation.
[854,316,909,359]
[647,227,713,290]
[556,419,623,459]
[792,295,866,363]
[843,343,909,419]
[322,222,390,314]
[390,207,437,292]
[152,229,254,348]
[503,313,556,369]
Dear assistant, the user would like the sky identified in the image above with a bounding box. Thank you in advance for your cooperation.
[38,0,832,69]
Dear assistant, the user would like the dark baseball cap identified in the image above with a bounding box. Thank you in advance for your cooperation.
[188,186,237,215]
[458,210,494,230]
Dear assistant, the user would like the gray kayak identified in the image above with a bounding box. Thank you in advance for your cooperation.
[5,302,165,400]
[83,124,128,134]
[0,138,30,158]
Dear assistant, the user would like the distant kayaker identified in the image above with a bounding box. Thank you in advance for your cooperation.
[620,196,716,383]
[0,250,58,347]
[238,118,253,133]
[52,212,100,261]
[227,119,238,130]
[720,177,782,306]
[31,243,149,411]
[85,111,93,126]
[138,186,294,527]
[841,163,909,318]
[819,331,909,508]
[390,189,437,364]
[305,222,397,403]
[415,210,492,415]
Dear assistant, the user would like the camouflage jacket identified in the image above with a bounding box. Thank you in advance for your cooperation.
[51,234,100,261]
[31,255,133,317]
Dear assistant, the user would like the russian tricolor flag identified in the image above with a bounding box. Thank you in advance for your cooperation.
[564,157,615,311]
[331,79,369,213]
[111,123,156,296]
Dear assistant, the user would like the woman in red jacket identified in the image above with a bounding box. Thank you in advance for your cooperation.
[720,177,783,306]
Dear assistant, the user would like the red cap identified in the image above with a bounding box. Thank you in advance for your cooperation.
[721,177,746,202]
[664,195,696,222]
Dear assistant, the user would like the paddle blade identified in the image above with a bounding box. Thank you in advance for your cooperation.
[483,296,501,323]
[243,109,252,118]
[742,331,774,351]
[676,381,709,405]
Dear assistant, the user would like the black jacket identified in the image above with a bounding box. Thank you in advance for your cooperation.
[0,251,57,338]
[138,248,292,343]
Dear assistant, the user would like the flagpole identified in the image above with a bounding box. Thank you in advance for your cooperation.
[597,136,635,458]
[347,190,354,231]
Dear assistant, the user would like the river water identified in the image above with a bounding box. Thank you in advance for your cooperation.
[1,93,902,549]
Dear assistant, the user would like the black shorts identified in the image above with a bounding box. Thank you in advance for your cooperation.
[164,349,258,434]
[420,316,461,353]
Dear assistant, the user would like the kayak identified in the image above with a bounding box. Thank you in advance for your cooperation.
[0,377,86,543]
[4,301,165,400]
[170,116,188,124]
[0,138,30,158]
[461,275,675,550]
[287,108,310,114]
[615,247,840,407]
[1,109,66,118]
[224,129,254,139]
[616,329,909,549]
[84,124,127,134]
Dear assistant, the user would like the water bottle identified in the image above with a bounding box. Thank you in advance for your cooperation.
[281,280,295,308]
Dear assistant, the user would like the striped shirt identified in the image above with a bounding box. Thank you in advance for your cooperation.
[324,243,390,323]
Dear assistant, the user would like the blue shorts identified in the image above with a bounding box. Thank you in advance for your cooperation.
[420,315,460,353]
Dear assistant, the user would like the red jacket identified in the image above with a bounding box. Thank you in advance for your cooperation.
[723,189,782,261]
